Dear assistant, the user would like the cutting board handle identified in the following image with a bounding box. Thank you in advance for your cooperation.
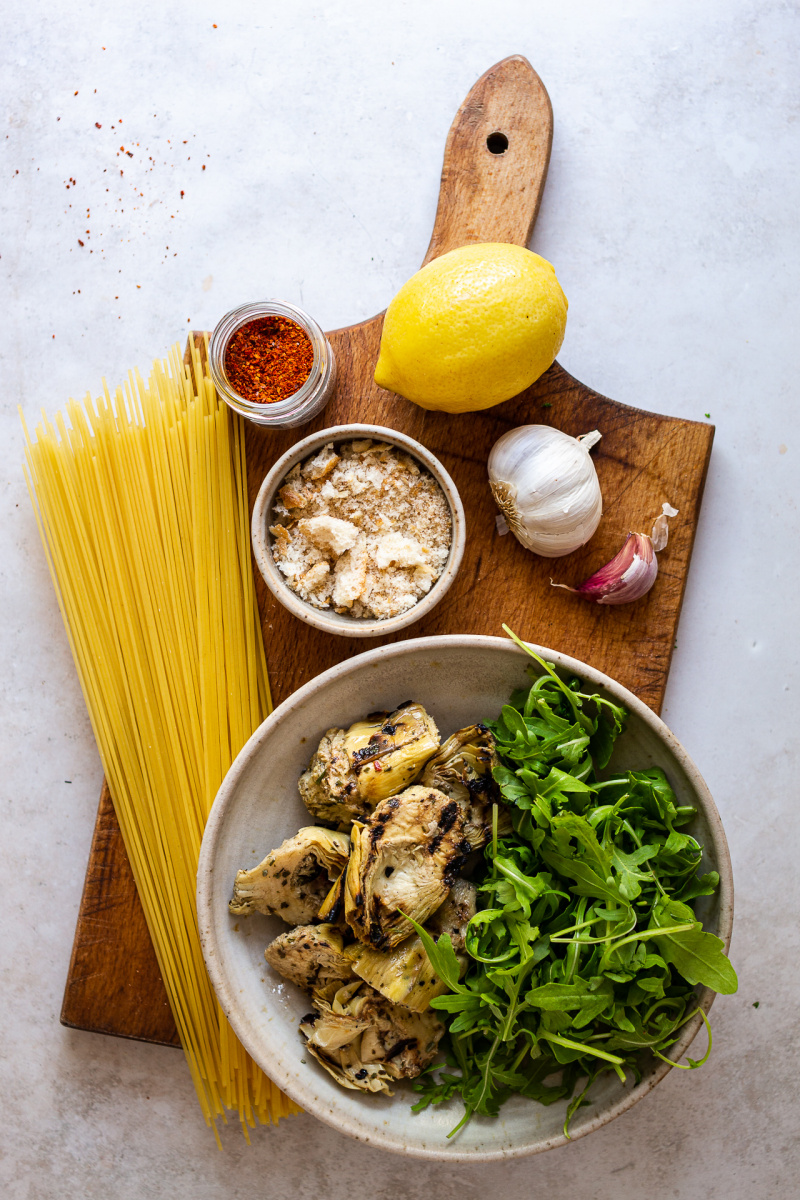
[422,55,554,265]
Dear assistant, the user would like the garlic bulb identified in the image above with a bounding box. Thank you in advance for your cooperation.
[552,503,678,605]
[488,425,603,558]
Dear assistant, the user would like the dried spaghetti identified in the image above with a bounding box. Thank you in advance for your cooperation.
[22,338,299,1140]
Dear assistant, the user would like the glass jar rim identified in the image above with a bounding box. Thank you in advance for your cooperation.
[208,300,329,420]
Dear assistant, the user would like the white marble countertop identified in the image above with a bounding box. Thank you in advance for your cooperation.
[2,1,798,1196]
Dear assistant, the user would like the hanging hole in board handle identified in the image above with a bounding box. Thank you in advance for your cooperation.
[486,131,509,154]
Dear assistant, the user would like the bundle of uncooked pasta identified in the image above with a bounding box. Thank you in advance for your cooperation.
[22,338,298,1141]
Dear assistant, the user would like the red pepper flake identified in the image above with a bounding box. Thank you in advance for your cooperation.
[95,122,102,128]
[78,239,84,246]
[180,190,184,197]
[224,317,313,404]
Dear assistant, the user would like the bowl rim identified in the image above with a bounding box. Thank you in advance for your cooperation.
[197,634,734,1161]
[250,424,466,638]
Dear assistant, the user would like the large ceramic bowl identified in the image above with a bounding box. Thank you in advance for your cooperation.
[197,636,733,1160]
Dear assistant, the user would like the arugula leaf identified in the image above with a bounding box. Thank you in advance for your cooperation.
[526,979,614,1027]
[411,1061,464,1112]
[609,842,659,901]
[492,763,532,807]
[649,899,738,994]
[674,870,720,904]
[550,811,609,870]
[604,1007,686,1052]
[587,696,627,768]
[542,768,596,801]
[539,846,623,904]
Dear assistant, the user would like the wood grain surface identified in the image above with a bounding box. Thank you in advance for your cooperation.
[61,782,180,1046]
[60,56,714,1047]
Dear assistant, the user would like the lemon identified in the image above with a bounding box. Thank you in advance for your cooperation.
[374,242,568,414]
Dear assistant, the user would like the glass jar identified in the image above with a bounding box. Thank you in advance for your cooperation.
[208,300,337,429]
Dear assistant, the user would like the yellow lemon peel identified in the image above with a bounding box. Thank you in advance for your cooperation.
[374,242,568,414]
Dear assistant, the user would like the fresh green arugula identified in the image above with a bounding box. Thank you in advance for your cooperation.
[410,627,736,1138]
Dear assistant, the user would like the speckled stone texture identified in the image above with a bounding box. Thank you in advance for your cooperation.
[2,1,798,1196]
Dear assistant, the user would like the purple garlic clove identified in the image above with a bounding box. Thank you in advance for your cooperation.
[551,503,678,605]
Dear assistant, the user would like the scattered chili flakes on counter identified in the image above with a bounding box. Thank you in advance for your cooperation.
[224,316,314,404]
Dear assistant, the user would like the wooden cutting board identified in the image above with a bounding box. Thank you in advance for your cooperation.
[60,56,714,1048]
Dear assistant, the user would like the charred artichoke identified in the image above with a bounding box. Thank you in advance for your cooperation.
[420,723,513,848]
[317,868,346,925]
[346,703,440,805]
[345,934,460,1012]
[425,877,477,953]
[298,703,440,825]
[299,980,444,1094]
[346,879,475,1010]
[229,827,350,925]
[344,785,471,950]
[264,923,354,992]
[297,726,369,826]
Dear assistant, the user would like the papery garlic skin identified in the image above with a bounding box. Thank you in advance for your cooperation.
[488,425,603,558]
[651,502,679,552]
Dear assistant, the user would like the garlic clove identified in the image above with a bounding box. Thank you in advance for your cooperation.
[551,533,657,605]
[551,503,678,606]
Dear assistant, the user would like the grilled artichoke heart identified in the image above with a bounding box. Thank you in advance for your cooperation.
[346,879,475,1010]
[299,980,444,1094]
[264,923,354,992]
[344,785,470,950]
[317,868,346,926]
[298,727,369,826]
[345,934,463,1012]
[229,827,350,925]
[298,703,440,825]
[420,723,513,848]
[425,877,477,953]
[346,702,440,805]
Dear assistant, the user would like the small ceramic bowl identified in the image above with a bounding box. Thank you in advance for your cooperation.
[251,424,466,638]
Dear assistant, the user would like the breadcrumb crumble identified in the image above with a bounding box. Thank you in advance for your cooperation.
[270,440,452,620]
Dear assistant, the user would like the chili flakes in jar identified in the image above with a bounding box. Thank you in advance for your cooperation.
[224,315,314,404]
